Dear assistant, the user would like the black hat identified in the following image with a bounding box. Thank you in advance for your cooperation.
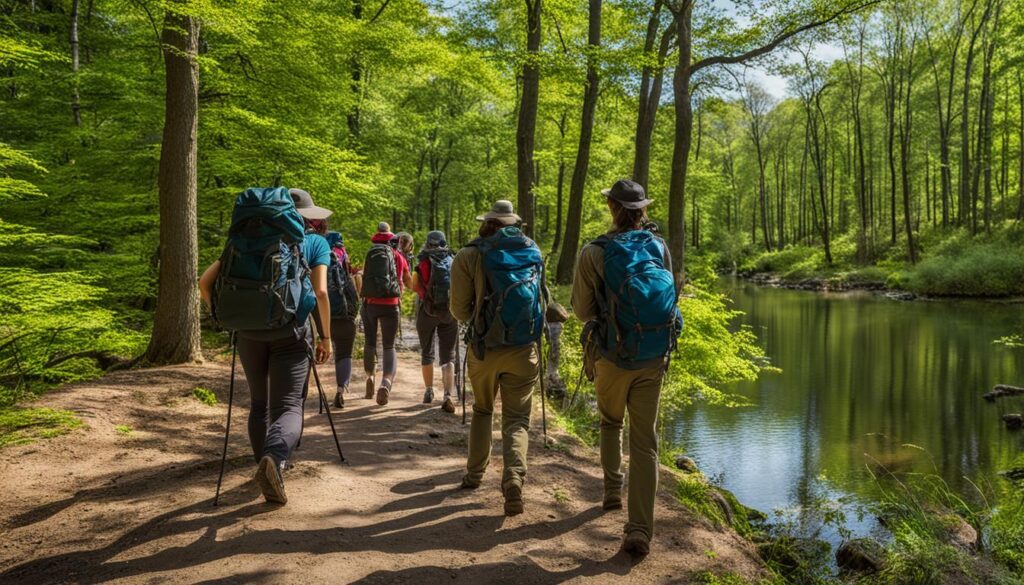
[288,188,333,220]
[601,179,652,209]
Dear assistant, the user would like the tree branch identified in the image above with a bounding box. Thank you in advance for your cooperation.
[691,0,881,74]
[368,0,392,24]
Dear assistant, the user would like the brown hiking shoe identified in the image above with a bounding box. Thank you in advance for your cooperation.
[376,381,391,406]
[622,530,650,557]
[365,377,375,399]
[603,494,623,510]
[255,455,287,505]
[459,475,480,490]
[503,484,524,516]
[441,396,455,413]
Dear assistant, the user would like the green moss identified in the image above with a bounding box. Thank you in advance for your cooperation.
[191,386,218,406]
[114,424,132,435]
[0,407,83,448]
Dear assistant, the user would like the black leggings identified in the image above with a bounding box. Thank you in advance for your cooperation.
[362,303,399,376]
[236,331,310,464]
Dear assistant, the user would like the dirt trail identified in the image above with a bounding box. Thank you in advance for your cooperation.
[0,345,764,584]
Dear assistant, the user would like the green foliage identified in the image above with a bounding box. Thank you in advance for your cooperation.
[113,424,133,435]
[191,387,218,406]
[906,228,1024,297]
[0,407,83,448]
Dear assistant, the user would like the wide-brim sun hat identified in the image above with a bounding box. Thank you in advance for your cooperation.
[475,199,521,225]
[601,179,652,210]
[288,188,333,220]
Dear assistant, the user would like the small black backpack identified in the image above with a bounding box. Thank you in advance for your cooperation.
[361,242,400,299]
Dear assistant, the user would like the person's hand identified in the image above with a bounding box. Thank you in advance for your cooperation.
[316,338,332,364]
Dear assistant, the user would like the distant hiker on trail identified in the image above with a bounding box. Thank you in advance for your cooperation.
[396,232,415,267]
[295,196,362,410]
[412,230,457,413]
[361,222,413,406]
[451,200,545,516]
[571,179,683,557]
[198,187,334,505]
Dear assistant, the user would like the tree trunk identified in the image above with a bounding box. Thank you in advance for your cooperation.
[961,0,992,232]
[70,0,81,126]
[633,16,675,190]
[555,0,601,284]
[145,10,202,365]
[1018,70,1024,220]
[516,0,542,237]
[899,33,918,263]
[666,1,693,288]
[551,111,568,255]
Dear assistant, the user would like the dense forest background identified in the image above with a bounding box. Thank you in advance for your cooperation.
[1,0,1022,402]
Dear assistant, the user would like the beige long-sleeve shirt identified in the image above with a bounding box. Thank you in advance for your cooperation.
[450,245,486,325]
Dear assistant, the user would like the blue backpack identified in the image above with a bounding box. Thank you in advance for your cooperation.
[593,230,682,369]
[325,232,359,320]
[419,248,453,317]
[212,187,315,333]
[470,226,545,354]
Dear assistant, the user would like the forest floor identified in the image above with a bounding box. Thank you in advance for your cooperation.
[0,344,765,584]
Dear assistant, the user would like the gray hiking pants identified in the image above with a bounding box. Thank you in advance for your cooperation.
[415,304,458,366]
[237,330,310,464]
[331,317,357,389]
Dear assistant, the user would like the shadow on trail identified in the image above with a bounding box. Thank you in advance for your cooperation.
[0,485,606,584]
[352,554,635,584]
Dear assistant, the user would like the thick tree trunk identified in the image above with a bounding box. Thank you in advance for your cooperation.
[666,1,694,288]
[516,0,542,237]
[633,17,675,190]
[145,10,202,365]
[70,0,81,126]
[551,110,568,256]
[556,0,601,284]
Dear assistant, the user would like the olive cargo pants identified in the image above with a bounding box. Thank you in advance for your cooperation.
[465,344,539,490]
[595,358,665,539]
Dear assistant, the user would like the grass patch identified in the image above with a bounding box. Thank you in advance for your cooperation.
[552,487,571,504]
[0,407,83,448]
[191,386,218,406]
[114,424,132,435]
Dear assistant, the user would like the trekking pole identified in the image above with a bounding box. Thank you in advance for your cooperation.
[537,338,548,445]
[309,353,346,463]
[567,363,585,411]
[461,339,469,426]
[214,332,237,507]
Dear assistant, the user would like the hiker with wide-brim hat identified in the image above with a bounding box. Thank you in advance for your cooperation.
[411,230,458,413]
[451,199,545,516]
[360,222,414,406]
[571,179,682,557]
[198,187,334,505]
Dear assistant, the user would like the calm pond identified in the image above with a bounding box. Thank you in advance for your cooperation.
[667,278,1024,541]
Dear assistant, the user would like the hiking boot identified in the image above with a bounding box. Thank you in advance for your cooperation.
[459,475,480,490]
[441,395,455,414]
[255,455,287,505]
[333,390,345,409]
[376,380,391,406]
[503,483,524,516]
[622,530,650,557]
[423,387,434,404]
[603,493,623,511]
[365,376,375,399]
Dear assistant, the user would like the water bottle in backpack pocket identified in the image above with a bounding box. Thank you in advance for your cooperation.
[473,226,545,352]
[212,187,314,332]
[594,230,682,369]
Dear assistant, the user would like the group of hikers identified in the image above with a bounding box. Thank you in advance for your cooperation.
[197,179,683,557]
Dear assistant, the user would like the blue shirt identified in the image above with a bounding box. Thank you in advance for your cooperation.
[302,233,331,269]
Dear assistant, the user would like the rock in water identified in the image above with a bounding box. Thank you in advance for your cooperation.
[1002,414,1023,430]
[674,455,698,473]
[836,538,886,575]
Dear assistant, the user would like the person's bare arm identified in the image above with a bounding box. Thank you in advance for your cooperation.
[310,264,332,363]
[198,260,221,310]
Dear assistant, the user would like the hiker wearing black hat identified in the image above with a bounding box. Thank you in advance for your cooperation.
[570,179,683,557]
[450,200,545,516]
[198,187,334,505]
[361,222,414,406]
[412,230,457,413]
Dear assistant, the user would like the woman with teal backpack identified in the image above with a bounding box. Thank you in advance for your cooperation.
[199,187,333,505]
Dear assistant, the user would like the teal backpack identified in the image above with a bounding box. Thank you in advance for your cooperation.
[593,230,682,369]
[212,187,315,333]
[470,226,545,355]
[325,232,359,320]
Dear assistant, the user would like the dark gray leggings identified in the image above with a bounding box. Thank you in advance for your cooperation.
[362,303,399,376]
[415,305,457,366]
[236,332,310,464]
[331,317,356,388]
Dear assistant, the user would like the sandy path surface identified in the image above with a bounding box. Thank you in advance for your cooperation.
[0,345,763,584]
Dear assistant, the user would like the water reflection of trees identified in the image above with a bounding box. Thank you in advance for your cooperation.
[671,285,1024,509]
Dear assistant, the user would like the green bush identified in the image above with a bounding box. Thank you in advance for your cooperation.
[191,387,218,406]
[907,240,1024,296]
